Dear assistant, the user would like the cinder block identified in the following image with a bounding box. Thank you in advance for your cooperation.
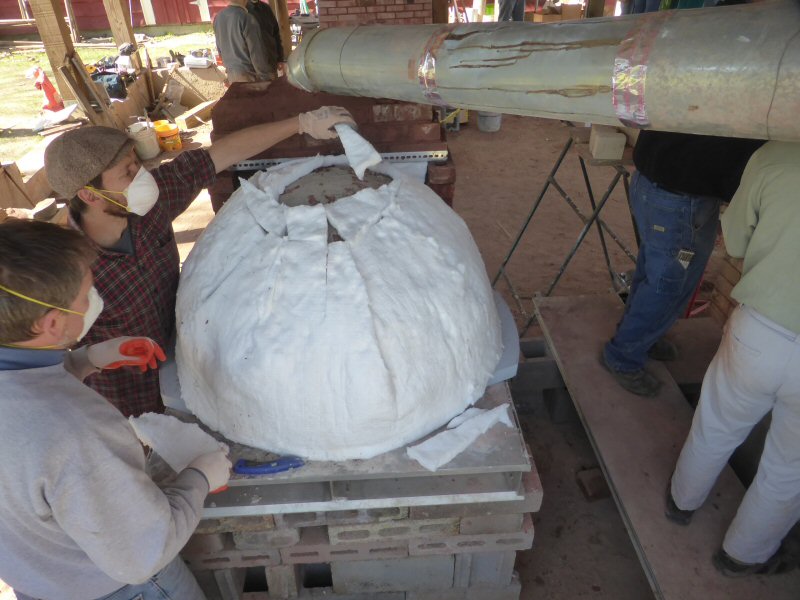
[280,526,409,564]
[576,467,611,501]
[214,568,246,600]
[454,553,472,587]
[469,551,516,586]
[296,588,405,599]
[184,533,229,555]
[589,124,626,160]
[192,570,224,600]
[329,518,458,544]
[331,555,455,593]
[407,572,522,600]
[274,512,327,529]
[265,564,301,598]
[409,514,533,556]
[195,515,275,535]
[325,507,409,526]
[234,528,300,550]
[460,514,524,535]
[183,547,282,570]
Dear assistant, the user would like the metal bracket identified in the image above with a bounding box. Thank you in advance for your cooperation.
[231,149,449,172]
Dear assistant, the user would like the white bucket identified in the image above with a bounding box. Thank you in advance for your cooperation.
[477,111,502,133]
[128,122,161,160]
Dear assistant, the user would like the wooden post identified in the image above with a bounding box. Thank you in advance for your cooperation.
[63,0,80,41]
[432,0,449,23]
[139,0,157,24]
[271,0,292,60]
[28,0,75,100]
[101,0,142,70]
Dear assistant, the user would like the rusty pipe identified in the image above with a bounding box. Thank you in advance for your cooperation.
[288,0,800,140]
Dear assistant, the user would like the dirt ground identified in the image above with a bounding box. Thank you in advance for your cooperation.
[0,113,653,599]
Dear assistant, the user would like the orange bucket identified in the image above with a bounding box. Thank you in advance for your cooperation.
[154,123,182,152]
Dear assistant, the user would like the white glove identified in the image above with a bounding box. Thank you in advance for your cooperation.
[187,449,232,492]
[87,336,166,372]
[298,106,356,140]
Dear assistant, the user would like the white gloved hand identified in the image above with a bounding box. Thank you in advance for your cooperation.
[87,336,166,372]
[298,106,356,140]
[187,449,232,492]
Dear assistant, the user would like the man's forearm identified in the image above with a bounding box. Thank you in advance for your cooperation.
[207,117,300,173]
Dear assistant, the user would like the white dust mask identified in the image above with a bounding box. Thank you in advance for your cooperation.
[77,286,104,341]
[123,167,160,216]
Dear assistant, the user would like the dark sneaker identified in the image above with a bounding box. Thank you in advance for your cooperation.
[648,338,679,361]
[712,548,794,577]
[600,352,662,397]
[664,481,693,526]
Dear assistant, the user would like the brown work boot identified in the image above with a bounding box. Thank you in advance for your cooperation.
[600,351,662,397]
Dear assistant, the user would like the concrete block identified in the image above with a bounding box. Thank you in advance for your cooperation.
[409,514,533,556]
[195,515,275,535]
[296,588,405,600]
[183,547,282,570]
[460,514,524,535]
[214,567,246,600]
[280,526,409,564]
[274,512,328,529]
[329,517,458,544]
[234,528,300,550]
[265,565,301,598]
[193,570,224,600]
[469,551,516,586]
[331,555,454,593]
[184,533,229,555]
[326,507,409,526]
[589,124,626,160]
[407,572,521,600]
[454,553,472,587]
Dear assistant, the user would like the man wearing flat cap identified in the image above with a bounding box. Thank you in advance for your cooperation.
[45,107,355,417]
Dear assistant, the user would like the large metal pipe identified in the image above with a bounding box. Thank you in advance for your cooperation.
[288,0,800,140]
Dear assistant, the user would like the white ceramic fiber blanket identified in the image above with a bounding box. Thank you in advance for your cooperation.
[176,131,502,460]
[129,413,226,473]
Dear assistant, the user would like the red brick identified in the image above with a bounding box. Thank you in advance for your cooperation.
[377,11,394,16]
[333,0,357,5]
[347,6,366,11]
[426,158,455,185]
[366,5,382,11]
[414,9,429,16]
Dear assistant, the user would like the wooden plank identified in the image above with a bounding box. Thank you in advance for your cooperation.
[100,0,142,71]
[27,0,75,101]
[175,99,217,131]
[534,294,800,600]
[0,164,35,209]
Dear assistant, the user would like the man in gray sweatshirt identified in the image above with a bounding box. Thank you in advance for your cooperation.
[214,0,275,82]
[0,219,231,600]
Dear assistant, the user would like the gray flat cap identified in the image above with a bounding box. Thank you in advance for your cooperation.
[45,126,136,198]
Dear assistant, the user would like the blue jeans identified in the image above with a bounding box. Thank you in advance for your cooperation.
[16,557,206,600]
[603,172,720,372]
[498,0,525,21]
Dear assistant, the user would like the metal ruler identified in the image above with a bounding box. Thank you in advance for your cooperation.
[231,149,449,172]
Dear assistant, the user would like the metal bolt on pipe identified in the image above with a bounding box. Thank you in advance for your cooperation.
[288,0,800,140]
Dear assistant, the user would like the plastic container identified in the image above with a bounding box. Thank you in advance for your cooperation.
[127,121,161,160]
[477,111,502,132]
[155,123,182,152]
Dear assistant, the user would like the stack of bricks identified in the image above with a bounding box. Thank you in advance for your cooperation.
[709,253,743,325]
[316,0,433,28]
[181,467,541,599]
[210,78,455,211]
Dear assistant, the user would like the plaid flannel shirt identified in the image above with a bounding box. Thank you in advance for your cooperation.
[73,149,217,417]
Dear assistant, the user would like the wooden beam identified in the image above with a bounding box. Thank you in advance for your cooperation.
[100,0,142,71]
[138,0,157,25]
[271,0,292,61]
[28,0,75,101]
[63,0,80,42]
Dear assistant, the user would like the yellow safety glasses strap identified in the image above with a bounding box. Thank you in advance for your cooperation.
[85,186,129,212]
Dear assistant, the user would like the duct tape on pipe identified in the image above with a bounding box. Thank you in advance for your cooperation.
[418,29,450,106]
[612,11,674,128]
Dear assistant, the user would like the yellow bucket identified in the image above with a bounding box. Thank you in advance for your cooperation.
[155,123,182,152]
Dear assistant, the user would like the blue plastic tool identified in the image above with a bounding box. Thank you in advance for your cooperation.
[233,456,305,476]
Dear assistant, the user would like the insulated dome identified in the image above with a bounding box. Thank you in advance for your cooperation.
[176,150,502,461]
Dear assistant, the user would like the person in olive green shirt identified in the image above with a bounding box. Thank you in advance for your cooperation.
[666,141,800,577]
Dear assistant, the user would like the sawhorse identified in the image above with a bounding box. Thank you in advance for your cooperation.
[493,122,637,333]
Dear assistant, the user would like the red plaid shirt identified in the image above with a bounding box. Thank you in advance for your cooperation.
[73,149,217,417]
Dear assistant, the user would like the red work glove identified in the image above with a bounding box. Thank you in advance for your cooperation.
[87,337,167,373]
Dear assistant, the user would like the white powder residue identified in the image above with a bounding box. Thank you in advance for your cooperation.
[176,133,502,460]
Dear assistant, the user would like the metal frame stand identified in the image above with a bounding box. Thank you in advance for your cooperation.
[492,123,637,333]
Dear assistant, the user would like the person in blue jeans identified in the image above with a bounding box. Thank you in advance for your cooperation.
[602,131,763,396]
